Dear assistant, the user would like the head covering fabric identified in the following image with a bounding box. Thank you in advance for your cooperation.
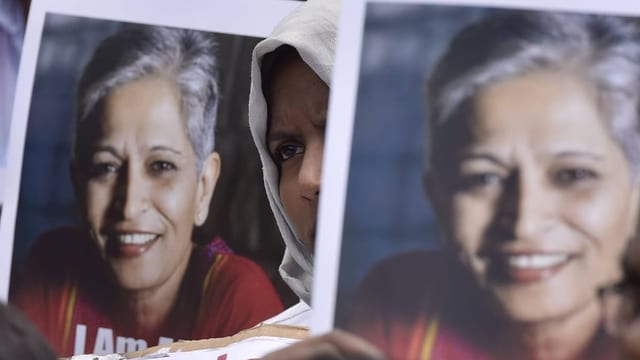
[248,0,340,304]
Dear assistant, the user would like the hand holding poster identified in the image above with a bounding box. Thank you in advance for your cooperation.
[312,0,640,359]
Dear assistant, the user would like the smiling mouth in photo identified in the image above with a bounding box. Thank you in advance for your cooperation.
[106,232,160,258]
[488,253,574,284]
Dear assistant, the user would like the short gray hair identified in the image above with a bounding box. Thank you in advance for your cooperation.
[73,25,219,171]
[427,12,640,177]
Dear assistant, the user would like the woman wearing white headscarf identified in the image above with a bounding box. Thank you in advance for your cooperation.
[248,0,337,326]
[248,0,386,358]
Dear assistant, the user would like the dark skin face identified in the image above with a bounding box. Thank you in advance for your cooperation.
[262,50,384,360]
[267,53,329,254]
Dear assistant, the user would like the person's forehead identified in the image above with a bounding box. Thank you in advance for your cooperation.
[268,57,327,119]
[262,46,300,93]
[269,55,313,91]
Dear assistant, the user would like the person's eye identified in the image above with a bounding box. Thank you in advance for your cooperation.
[88,162,119,178]
[553,168,598,186]
[457,172,503,191]
[149,160,177,174]
[273,143,304,164]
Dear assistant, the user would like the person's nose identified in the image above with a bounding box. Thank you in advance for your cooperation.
[501,173,552,240]
[115,165,150,220]
[298,141,322,201]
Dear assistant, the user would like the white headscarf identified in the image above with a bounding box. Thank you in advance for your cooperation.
[248,0,339,305]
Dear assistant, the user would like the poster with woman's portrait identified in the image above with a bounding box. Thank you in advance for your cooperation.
[0,0,300,356]
[313,0,640,358]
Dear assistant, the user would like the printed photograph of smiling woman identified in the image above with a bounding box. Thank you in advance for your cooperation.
[6,16,292,357]
[329,4,640,360]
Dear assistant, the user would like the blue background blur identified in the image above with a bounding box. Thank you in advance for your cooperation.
[13,14,123,272]
[335,3,487,325]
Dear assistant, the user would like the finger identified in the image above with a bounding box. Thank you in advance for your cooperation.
[322,329,386,359]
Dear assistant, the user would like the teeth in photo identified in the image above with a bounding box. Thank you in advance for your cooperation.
[507,254,569,269]
[118,233,156,245]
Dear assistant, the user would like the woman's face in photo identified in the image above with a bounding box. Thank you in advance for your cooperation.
[77,76,206,291]
[434,71,638,322]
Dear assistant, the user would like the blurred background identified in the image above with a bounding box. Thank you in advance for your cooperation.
[9,13,296,306]
[335,3,487,325]
[0,0,28,214]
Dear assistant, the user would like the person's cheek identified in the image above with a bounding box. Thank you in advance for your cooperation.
[87,184,108,232]
[452,195,492,254]
[158,178,197,235]
[279,167,298,218]
[567,185,631,281]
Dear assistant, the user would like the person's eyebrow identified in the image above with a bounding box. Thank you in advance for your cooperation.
[150,145,182,155]
[459,152,510,169]
[92,146,123,161]
[310,115,326,130]
[268,131,294,143]
[553,151,605,161]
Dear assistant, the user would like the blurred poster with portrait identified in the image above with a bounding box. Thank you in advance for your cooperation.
[0,0,300,356]
[313,0,640,359]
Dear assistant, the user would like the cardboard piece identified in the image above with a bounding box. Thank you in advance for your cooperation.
[64,324,308,359]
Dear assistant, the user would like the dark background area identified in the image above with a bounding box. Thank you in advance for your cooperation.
[335,3,487,325]
[10,13,296,307]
